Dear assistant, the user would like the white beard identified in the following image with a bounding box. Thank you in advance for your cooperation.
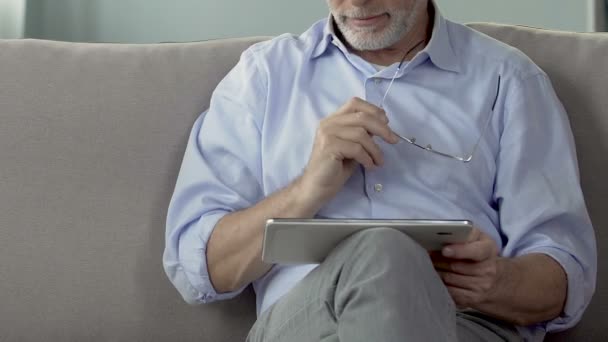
[330,0,424,51]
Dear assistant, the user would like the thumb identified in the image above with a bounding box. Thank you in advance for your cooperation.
[467,228,482,243]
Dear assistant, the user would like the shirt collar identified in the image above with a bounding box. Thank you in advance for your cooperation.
[311,13,347,59]
[424,2,460,73]
[312,0,461,74]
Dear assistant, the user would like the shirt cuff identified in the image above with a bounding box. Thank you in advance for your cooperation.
[176,211,247,304]
[520,246,588,332]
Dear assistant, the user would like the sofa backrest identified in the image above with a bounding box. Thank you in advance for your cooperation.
[0,37,265,341]
[0,24,606,341]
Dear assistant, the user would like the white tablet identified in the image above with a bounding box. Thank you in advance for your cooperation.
[262,218,473,264]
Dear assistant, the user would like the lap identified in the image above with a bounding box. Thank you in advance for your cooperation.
[249,301,521,342]
[248,228,521,342]
[456,310,522,342]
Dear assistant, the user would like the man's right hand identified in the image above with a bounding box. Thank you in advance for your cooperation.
[208,98,399,292]
[298,97,400,207]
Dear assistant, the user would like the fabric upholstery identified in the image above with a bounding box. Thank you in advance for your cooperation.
[0,38,265,341]
[0,23,606,341]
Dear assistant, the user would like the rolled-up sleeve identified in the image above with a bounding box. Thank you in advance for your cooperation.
[495,72,597,331]
[163,46,267,304]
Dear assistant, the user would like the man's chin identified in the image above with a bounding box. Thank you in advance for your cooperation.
[349,42,389,52]
[343,34,387,50]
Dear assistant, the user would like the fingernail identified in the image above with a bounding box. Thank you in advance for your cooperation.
[442,248,454,257]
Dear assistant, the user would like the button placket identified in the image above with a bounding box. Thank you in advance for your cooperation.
[365,77,386,109]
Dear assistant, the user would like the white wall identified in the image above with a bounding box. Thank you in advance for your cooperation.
[435,0,602,32]
[23,0,605,43]
[91,0,329,43]
[25,0,329,43]
[0,0,25,38]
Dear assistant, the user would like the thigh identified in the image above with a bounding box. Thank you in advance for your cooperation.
[456,310,523,342]
[246,269,338,342]
[249,228,459,342]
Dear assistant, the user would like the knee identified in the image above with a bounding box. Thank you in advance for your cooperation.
[338,227,431,269]
[353,227,426,252]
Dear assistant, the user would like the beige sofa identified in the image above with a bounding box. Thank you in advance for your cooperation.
[0,23,606,341]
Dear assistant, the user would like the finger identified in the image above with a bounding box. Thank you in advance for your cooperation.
[333,127,384,166]
[439,228,481,255]
[442,241,494,262]
[442,239,496,262]
[327,136,376,169]
[433,256,494,276]
[336,97,387,121]
[334,112,399,144]
[446,259,494,277]
[442,229,497,261]
[467,228,482,243]
[437,271,477,291]
[445,285,477,309]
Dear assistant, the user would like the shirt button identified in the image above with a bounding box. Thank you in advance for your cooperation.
[374,183,383,192]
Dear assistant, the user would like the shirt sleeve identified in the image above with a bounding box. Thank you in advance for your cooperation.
[163,46,267,305]
[494,72,597,332]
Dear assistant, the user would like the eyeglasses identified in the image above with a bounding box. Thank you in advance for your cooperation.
[380,69,501,163]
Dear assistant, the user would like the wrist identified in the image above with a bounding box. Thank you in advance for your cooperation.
[476,257,523,322]
[289,175,326,217]
[480,257,517,307]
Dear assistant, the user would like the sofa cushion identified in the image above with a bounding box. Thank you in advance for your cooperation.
[0,38,266,341]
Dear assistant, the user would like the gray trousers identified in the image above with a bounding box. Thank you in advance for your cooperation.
[247,228,522,342]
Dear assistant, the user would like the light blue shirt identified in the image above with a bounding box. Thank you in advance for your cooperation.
[163,7,596,339]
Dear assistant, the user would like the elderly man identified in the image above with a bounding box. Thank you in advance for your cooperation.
[163,0,597,341]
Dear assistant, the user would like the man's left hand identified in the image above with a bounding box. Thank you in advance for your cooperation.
[431,228,504,309]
